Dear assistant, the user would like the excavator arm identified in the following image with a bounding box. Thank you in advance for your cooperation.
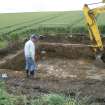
[83,0,105,62]
[92,6,105,15]
[83,4,105,52]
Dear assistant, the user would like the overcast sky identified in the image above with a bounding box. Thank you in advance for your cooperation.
[0,0,103,13]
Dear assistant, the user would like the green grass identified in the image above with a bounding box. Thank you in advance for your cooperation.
[0,11,84,28]
[0,11,105,45]
[0,41,7,48]
[0,11,86,38]
[0,81,88,105]
[0,11,105,36]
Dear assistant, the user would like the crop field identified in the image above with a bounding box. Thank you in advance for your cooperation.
[0,11,85,40]
[1,11,105,105]
[0,11,105,47]
[0,11,105,38]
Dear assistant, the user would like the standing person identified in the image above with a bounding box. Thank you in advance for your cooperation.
[24,34,38,78]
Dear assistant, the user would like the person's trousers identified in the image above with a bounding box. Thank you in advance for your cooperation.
[25,57,37,74]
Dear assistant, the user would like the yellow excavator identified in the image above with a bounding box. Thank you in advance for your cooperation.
[83,0,105,63]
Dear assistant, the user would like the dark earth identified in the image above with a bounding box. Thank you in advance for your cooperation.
[0,36,105,105]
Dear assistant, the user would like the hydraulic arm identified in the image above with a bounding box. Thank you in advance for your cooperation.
[83,1,105,62]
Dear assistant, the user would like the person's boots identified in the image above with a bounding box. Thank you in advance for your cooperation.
[30,70,35,78]
[26,70,30,78]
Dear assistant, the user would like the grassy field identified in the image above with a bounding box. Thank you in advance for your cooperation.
[0,11,105,36]
[0,41,7,48]
[0,11,85,39]
[0,11,105,47]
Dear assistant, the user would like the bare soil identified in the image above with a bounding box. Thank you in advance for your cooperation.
[0,58,105,104]
[1,36,105,105]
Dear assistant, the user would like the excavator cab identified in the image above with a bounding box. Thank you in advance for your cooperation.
[83,1,105,63]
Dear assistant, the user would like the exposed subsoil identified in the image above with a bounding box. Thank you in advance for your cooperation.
[0,58,105,105]
[0,36,105,105]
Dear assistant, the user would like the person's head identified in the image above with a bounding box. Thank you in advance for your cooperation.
[30,34,39,43]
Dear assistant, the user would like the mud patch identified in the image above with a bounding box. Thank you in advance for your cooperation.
[0,58,105,105]
[0,35,105,105]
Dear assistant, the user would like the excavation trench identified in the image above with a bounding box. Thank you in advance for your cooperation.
[0,41,95,70]
[0,36,105,105]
